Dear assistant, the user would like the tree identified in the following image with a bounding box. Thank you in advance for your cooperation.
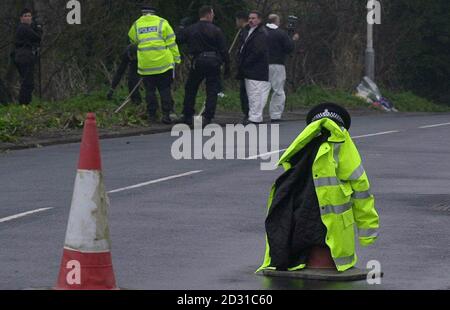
[0,0,448,104]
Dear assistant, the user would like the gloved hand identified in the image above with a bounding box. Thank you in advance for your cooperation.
[127,44,138,61]
[106,88,114,100]
[32,20,43,35]
[179,17,193,28]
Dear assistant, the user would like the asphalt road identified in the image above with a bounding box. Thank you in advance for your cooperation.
[1,113,450,290]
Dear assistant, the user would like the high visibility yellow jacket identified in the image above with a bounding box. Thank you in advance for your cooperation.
[128,14,181,75]
[258,118,379,272]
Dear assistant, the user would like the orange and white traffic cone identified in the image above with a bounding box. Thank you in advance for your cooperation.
[55,113,117,290]
[306,246,336,269]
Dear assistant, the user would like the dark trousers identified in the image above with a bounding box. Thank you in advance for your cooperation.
[16,62,35,105]
[126,61,142,104]
[142,69,174,116]
[0,78,11,104]
[111,59,142,104]
[240,79,249,118]
[182,59,221,120]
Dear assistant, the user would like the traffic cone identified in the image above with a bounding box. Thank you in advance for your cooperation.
[55,113,117,290]
[306,246,336,269]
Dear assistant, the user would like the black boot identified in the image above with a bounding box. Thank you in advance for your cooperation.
[161,114,172,125]
[176,115,193,126]
[148,114,158,123]
[106,88,114,100]
[202,116,212,127]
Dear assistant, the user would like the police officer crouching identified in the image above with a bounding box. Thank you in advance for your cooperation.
[13,8,42,105]
[176,5,230,126]
[128,5,181,124]
[107,44,142,105]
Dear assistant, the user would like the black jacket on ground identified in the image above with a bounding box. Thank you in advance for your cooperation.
[14,23,41,64]
[265,132,330,270]
[177,20,230,72]
[237,24,269,81]
[265,25,294,65]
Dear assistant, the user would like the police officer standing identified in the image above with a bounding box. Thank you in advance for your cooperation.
[128,5,181,124]
[13,8,42,105]
[176,5,230,126]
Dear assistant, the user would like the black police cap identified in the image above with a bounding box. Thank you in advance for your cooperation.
[20,8,32,17]
[141,5,156,14]
[306,102,351,129]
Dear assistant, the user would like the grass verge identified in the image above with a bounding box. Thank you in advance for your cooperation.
[1,85,448,143]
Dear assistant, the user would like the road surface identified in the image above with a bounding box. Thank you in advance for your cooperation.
[1,113,450,290]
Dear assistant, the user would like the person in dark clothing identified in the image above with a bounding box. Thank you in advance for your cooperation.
[234,11,250,123]
[176,5,230,126]
[106,44,143,105]
[13,8,42,105]
[237,11,270,124]
[265,14,299,122]
[0,78,11,105]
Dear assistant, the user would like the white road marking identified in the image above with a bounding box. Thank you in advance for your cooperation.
[108,170,203,194]
[246,130,401,160]
[352,130,400,139]
[419,122,450,129]
[1,171,204,224]
[246,150,285,160]
[0,207,53,224]
[1,130,403,222]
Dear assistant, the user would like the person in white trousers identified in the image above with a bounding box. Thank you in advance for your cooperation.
[237,11,270,124]
[245,78,271,123]
[267,64,287,121]
[265,14,299,122]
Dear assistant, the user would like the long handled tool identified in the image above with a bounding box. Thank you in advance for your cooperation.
[228,28,242,55]
[195,101,206,122]
[114,78,143,113]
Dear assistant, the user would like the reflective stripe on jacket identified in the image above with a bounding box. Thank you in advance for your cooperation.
[258,118,379,272]
[128,14,181,75]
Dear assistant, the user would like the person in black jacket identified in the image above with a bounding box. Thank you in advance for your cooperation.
[234,11,250,123]
[237,11,270,124]
[106,44,143,106]
[176,5,230,126]
[13,8,42,105]
[265,14,299,122]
